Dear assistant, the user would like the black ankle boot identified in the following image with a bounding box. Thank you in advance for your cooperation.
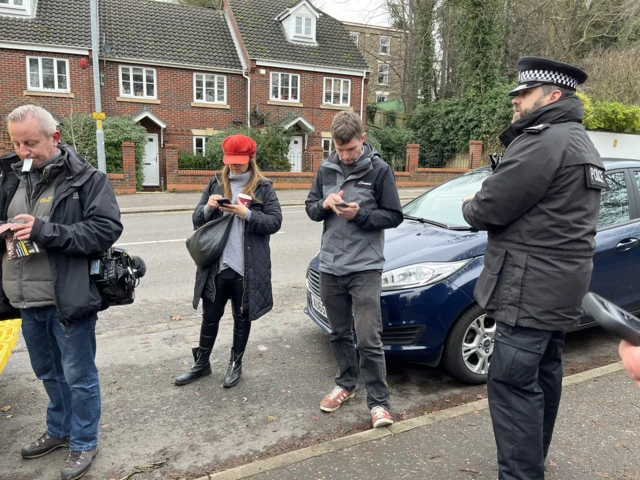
[223,349,244,388]
[175,347,212,386]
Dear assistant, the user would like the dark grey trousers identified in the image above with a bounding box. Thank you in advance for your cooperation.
[488,321,565,480]
[319,271,390,410]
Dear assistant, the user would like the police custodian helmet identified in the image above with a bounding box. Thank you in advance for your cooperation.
[509,56,588,96]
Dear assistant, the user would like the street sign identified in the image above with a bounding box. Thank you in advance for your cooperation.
[96,120,103,130]
[92,112,106,120]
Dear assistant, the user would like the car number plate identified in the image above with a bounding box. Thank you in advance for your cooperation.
[311,294,327,317]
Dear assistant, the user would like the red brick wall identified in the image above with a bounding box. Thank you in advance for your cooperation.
[108,142,137,194]
[248,61,366,153]
[0,49,94,126]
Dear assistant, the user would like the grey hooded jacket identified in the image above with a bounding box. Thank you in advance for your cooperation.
[305,142,403,276]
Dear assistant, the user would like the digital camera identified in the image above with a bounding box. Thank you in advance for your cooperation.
[90,247,146,308]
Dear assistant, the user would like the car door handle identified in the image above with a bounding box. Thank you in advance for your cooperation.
[616,238,639,251]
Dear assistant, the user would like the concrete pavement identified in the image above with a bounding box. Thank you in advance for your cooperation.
[203,363,640,480]
[116,187,429,214]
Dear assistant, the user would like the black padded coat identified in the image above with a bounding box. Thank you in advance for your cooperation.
[191,176,282,321]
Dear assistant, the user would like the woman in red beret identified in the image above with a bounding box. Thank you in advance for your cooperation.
[176,134,283,387]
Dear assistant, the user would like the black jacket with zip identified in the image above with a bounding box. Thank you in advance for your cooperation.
[0,144,123,324]
[462,95,604,331]
[0,153,22,320]
[191,175,282,321]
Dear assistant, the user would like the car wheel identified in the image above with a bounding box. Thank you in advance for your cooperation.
[442,304,496,385]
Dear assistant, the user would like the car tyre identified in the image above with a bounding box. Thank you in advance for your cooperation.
[442,304,496,385]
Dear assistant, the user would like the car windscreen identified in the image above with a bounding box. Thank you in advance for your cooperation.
[402,168,492,228]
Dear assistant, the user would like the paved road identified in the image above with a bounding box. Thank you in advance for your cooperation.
[0,209,623,480]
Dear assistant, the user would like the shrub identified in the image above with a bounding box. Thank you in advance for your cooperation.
[60,114,147,190]
[202,125,292,172]
[367,127,414,170]
[178,152,217,170]
[578,93,640,134]
[409,83,513,163]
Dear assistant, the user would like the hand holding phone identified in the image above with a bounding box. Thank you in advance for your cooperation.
[333,201,350,208]
[582,293,640,346]
[217,198,232,207]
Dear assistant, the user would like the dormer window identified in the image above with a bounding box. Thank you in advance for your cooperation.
[0,0,32,17]
[295,16,312,37]
[276,0,319,45]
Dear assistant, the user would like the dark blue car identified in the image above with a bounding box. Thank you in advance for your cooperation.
[305,158,640,384]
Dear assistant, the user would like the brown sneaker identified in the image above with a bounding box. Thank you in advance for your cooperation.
[320,386,355,412]
[371,406,394,428]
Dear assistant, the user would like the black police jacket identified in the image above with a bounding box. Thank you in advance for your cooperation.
[462,95,605,331]
[191,175,282,321]
[0,144,123,324]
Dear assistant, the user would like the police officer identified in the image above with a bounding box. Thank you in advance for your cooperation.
[462,57,606,479]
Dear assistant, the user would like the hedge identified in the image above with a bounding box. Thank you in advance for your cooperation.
[59,114,147,190]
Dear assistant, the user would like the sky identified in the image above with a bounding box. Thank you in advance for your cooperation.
[310,0,390,26]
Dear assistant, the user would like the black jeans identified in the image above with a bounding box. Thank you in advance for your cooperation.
[319,270,389,410]
[199,268,251,357]
[488,321,565,480]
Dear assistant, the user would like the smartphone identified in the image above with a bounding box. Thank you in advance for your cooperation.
[333,201,350,208]
[217,198,232,207]
[582,293,640,346]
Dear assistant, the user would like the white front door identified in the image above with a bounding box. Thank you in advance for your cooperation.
[142,134,159,187]
[288,136,303,172]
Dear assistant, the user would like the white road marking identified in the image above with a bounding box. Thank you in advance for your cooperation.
[117,231,286,247]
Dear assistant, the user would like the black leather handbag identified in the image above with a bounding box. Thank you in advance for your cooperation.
[186,213,234,268]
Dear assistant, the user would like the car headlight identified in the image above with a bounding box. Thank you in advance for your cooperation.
[381,260,471,291]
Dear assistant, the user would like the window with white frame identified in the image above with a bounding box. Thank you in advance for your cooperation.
[376,94,388,103]
[378,64,389,85]
[323,78,351,107]
[379,37,390,55]
[350,32,359,47]
[193,136,209,156]
[119,66,156,99]
[0,0,24,6]
[194,73,226,104]
[294,15,312,37]
[322,138,333,160]
[26,57,69,92]
[270,72,300,102]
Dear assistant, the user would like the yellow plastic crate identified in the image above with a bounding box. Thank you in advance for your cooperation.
[0,318,21,375]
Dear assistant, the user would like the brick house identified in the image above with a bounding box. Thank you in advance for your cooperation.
[0,0,369,189]
[343,22,405,106]
[225,0,369,171]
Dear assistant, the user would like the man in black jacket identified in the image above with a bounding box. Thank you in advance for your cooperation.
[306,111,403,428]
[3,105,123,480]
[462,58,605,479]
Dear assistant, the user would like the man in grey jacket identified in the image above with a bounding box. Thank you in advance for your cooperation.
[3,105,123,479]
[306,111,403,428]
[462,57,605,479]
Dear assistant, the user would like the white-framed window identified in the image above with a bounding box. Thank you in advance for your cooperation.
[379,37,391,55]
[0,0,24,6]
[193,73,226,104]
[193,136,209,156]
[378,64,389,85]
[270,72,300,102]
[350,32,359,47]
[376,94,388,103]
[119,65,157,99]
[26,57,69,92]
[322,138,333,160]
[294,15,312,37]
[323,78,351,107]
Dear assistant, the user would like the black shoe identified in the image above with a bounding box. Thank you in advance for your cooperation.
[223,349,244,388]
[21,433,70,459]
[175,347,212,386]
[61,447,98,480]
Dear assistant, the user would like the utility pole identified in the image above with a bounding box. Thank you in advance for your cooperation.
[90,0,107,173]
